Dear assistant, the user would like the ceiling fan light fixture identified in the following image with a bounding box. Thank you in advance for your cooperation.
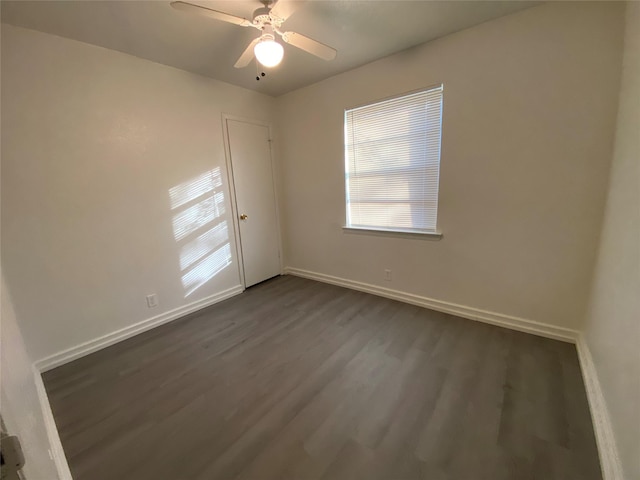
[254,37,284,68]
[171,1,337,69]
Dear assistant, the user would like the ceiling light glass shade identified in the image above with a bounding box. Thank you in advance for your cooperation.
[254,38,284,68]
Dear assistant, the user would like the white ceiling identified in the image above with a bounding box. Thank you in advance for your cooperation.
[1,0,538,97]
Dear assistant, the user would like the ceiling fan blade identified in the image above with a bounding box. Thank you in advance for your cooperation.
[281,31,336,61]
[234,38,261,68]
[170,1,252,27]
[270,0,305,21]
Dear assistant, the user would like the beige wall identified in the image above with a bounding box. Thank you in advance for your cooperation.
[1,21,63,480]
[276,2,624,330]
[584,3,640,479]
[1,24,276,362]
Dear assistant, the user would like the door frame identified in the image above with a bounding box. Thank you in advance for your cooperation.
[221,114,284,289]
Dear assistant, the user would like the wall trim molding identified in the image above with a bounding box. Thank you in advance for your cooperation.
[29,271,618,479]
[35,285,244,372]
[284,267,578,343]
[575,335,624,480]
[32,366,73,480]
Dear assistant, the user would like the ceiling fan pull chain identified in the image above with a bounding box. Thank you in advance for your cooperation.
[255,60,266,81]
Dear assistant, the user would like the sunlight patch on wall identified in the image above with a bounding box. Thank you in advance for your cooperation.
[172,192,226,242]
[170,167,232,298]
[169,169,223,210]
[181,243,232,297]
[179,221,230,271]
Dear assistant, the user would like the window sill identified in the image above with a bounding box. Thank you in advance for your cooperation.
[342,226,442,240]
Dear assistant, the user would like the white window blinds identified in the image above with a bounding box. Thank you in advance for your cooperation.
[344,85,443,233]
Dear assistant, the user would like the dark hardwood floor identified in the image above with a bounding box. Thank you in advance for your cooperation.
[43,275,602,480]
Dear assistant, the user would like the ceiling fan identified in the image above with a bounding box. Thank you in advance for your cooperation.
[170,0,337,69]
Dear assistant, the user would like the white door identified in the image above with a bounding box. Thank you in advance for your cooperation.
[226,119,281,287]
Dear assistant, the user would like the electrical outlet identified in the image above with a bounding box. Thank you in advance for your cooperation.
[146,293,158,308]
[384,269,392,281]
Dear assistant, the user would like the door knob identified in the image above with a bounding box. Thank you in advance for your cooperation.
[240,214,248,220]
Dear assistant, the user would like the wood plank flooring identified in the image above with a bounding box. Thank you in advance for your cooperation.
[43,275,602,480]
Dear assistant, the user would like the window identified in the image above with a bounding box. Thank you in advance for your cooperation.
[344,85,443,235]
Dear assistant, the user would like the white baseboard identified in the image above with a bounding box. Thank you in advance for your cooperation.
[29,270,616,480]
[35,285,244,372]
[284,267,578,343]
[576,335,624,480]
[32,366,73,480]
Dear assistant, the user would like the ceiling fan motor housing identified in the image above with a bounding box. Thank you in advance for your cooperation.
[252,7,270,22]
[252,6,283,28]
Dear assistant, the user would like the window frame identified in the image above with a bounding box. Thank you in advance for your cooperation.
[342,84,444,239]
